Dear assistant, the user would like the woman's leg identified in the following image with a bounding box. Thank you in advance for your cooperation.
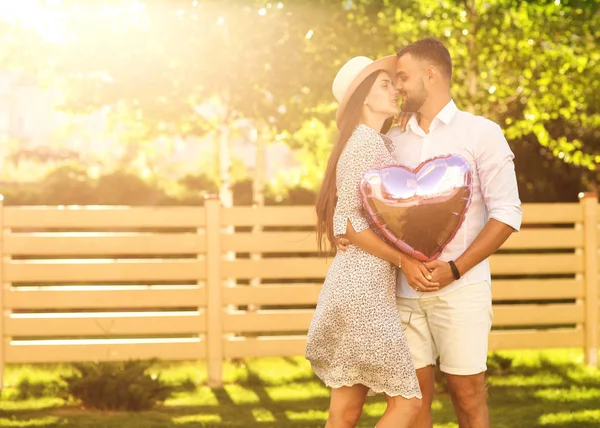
[326,384,369,428]
[375,394,421,428]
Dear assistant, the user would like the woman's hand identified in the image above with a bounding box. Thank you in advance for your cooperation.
[338,228,439,292]
[401,254,439,292]
[397,112,412,131]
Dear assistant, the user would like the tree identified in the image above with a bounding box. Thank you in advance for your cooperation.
[278,0,599,200]
[385,0,599,199]
[0,0,597,202]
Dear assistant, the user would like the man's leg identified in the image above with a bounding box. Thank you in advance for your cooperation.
[445,372,489,428]
[426,281,493,428]
[396,297,437,428]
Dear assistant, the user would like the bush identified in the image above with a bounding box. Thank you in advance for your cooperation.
[62,360,176,411]
[16,377,67,400]
[487,352,514,376]
[95,171,176,205]
[0,165,322,206]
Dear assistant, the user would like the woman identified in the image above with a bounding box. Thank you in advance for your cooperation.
[306,56,425,428]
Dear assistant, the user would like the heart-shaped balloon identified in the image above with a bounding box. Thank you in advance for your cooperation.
[360,154,473,262]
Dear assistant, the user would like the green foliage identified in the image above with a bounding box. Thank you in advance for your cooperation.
[1,352,599,427]
[95,171,172,205]
[279,0,600,197]
[272,118,337,193]
[382,0,599,172]
[0,164,180,206]
[0,158,586,206]
[15,377,66,401]
[487,351,515,376]
[0,164,319,206]
[62,360,176,411]
[0,0,597,202]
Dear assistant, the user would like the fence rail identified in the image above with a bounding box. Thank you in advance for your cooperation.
[0,194,598,386]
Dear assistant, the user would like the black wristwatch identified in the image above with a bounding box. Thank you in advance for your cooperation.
[448,260,461,280]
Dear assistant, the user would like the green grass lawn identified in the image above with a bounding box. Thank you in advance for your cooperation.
[0,349,599,427]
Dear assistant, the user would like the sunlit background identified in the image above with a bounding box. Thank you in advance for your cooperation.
[0,2,598,427]
[0,0,597,207]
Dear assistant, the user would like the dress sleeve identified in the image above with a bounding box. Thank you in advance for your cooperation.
[333,126,392,237]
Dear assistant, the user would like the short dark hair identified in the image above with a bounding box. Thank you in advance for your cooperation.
[396,38,452,80]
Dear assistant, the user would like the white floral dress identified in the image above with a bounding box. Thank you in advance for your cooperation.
[306,124,421,398]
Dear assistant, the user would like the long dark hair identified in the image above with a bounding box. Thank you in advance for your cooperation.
[316,70,384,253]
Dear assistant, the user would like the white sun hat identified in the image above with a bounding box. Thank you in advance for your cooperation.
[332,55,397,128]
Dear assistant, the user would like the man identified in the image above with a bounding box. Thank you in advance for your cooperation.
[337,38,522,428]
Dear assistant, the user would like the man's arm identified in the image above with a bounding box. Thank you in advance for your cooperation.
[425,122,522,286]
[426,219,514,286]
[455,219,514,275]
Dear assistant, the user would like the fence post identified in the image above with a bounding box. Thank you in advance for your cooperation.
[581,192,598,366]
[205,196,223,386]
[249,136,266,316]
[0,196,4,386]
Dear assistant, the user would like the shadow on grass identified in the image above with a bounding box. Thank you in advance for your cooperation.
[484,356,600,428]
[1,355,599,428]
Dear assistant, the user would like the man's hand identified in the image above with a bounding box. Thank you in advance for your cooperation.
[396,112,412,132]
[335,237,351,251]
[423,260,455,288]
[402,254,439,292]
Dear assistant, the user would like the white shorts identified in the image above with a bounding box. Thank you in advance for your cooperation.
[396,281,493,376]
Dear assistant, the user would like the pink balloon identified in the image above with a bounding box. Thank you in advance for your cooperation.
[360,154,473,262]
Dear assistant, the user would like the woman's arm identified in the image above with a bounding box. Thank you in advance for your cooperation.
[345,220,439,291]
[344,219,402,265]
[333,128,439,290]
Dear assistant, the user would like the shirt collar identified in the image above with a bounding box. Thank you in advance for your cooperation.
[437,99,458,125]
[406,113,420,133]
[405,99,458,133]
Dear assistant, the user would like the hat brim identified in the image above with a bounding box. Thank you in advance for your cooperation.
[335,55,398,129]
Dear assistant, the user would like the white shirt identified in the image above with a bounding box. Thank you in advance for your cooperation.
[388,100,522,298]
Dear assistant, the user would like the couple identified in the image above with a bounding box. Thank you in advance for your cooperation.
[305,38,523,428]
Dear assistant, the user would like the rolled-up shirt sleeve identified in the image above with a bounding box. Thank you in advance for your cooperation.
[475,122,523,232]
